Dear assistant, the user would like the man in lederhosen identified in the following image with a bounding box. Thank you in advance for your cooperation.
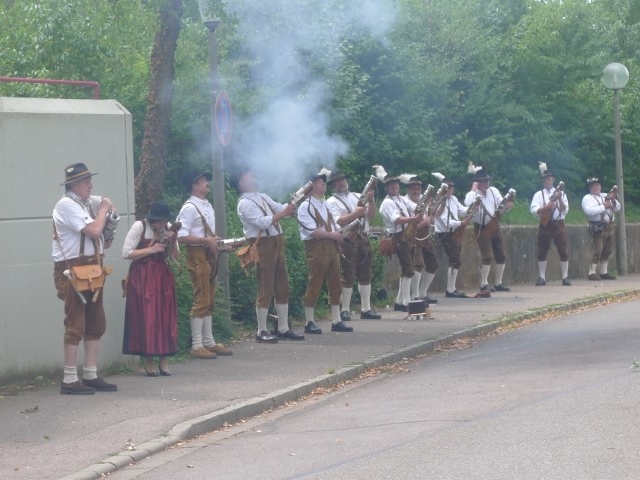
[581,177,621,280]
[52,163,118,395]
[402,176,439,304]
[433,175,472,298]
[326,171,380,321]
[379,174,421,311]
[298,171,353,334]
[529,163,571,286]
[177,170,233,359]
[232,168,305,342]
[464,168,512,293]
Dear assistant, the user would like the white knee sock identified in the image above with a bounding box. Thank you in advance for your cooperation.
[599,261,608,275]
[447,268,455,293]
[560,261,569,279]
[190,317,204,349]
[82,366,97,380]
[358,284,372,312]
[256,307,269,334]
[480,264,491,286]
[419,272,435,298]
[305,307,315,325]
[341,287,353,313]
[395,277,403,304]
[538,261,547,280]
[63,366,78,384]
[451,268,460,291]
[202,315,215,347]
[275,303,289,332]
[331,305,342,324]
[401,276,412,305]
[589,263,598,275]
[495,263,505,285]
[410,271,422,300]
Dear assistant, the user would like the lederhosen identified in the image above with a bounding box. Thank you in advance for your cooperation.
[184,202,218,318]
[537,190,569,262]
[302,199,342,307]
[331,193,373,286]
[53,199,106,345]
[587,195,615,264]
[240,196,290,308]
[474,190,506,265]
[388,195,414,278]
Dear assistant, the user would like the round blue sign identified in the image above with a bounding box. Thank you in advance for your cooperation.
[214,91,233,146]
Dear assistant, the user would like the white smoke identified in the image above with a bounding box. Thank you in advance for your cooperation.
[224,0,397,197]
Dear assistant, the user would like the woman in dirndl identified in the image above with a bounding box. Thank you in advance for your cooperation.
[122,201,179,376]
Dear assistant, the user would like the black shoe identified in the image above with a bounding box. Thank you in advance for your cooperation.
[340,310,351,321]
[535,277,546,286]
[82,377,117,392]
[304,322,322,334]
[159,369,172,376]
[360,310,382,320]
[422,296,438,304]
[276,329,305,340]
[494,283,510,292]
[144,368,158,377]
[393,303,408,312]
[60,381,95,395]
[600,273,617,280]
[562,277,572,286]
[255,330,278,343]
[588,273,601,281]
[331,321,354,332]
[480,284,496,293]
[445,290,466,298]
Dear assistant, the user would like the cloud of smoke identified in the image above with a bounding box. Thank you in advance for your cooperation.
[223,0,397,198]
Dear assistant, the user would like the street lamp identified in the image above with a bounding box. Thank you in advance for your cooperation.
[601,62,629,276]
[199,0,231,316]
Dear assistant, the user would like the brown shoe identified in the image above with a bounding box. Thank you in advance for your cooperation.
[82,377,118,392]
[60,381,95,395]
[191,346,217,359]
[205,344,233,356]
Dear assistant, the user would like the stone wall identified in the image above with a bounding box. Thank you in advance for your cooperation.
[381,224,640,293]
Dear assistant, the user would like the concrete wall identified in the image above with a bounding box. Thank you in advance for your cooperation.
[382,224,640,294]
[0,97,135,383]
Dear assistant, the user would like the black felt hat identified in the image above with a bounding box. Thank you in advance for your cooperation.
[60,163,98,186]
[147,201,172,222]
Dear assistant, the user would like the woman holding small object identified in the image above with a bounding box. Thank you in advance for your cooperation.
[122,201,179,376]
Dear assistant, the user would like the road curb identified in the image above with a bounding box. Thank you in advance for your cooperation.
[59,288,640,480]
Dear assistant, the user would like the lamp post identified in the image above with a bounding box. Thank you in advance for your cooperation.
[199,1,231,316]
[601,62,629,276]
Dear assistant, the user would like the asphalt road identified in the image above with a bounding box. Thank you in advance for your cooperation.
[107,298,640,480]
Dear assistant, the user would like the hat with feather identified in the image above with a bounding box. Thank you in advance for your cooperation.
[399,173,421,187]
[468,161,490,182]
[539,162,554,178]
[432,172,454,186]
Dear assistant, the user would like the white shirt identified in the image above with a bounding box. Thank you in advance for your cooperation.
[581,193,621,223]
[121,219,180,258]
[177,196,215,240]
[465,187,502,226]
[327,191,370,233]
[52,193,103,262]
[530,187,569,221]
[297,196,338,241]
[434,196,468,233]
[237,192,286,238]
[379,195,411,234]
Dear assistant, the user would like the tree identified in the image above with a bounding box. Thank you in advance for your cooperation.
[135,0,183,218]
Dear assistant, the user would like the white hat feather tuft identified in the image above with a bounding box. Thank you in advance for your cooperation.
[372,165,388,182]
[398,173,417,184]
[318,167,332,178]
[467,161,482,175]
[538,162,548,175]
[431,172,445,182]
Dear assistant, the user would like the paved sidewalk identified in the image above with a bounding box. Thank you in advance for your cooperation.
[1,276,638,480]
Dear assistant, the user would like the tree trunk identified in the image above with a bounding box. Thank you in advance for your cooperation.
[135,0,183,218]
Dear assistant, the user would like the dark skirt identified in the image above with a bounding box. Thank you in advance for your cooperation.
[122,255,178,357]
